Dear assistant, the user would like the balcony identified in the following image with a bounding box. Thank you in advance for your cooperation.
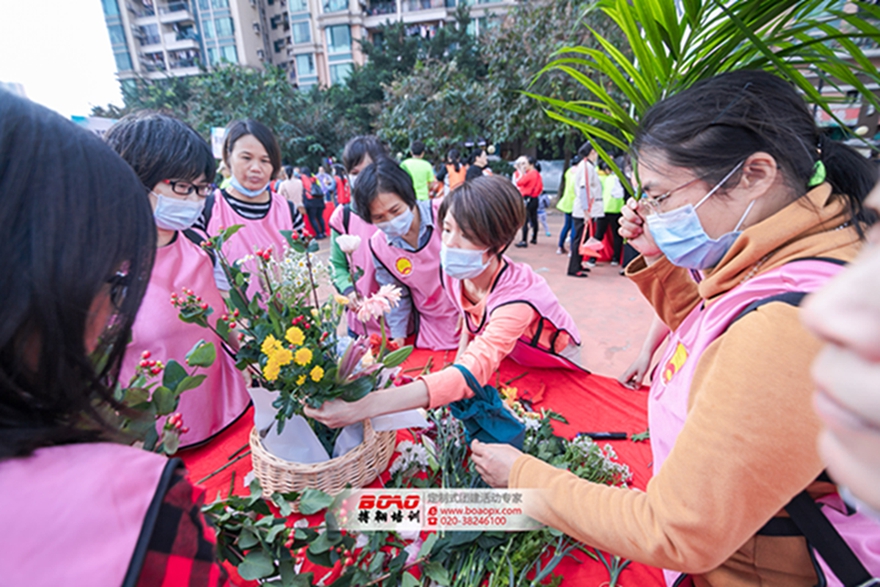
[158,2,194,24]
[128,1,156,18]
[164,31,199,50]
[402,0,447,12]
[364,0,395,16]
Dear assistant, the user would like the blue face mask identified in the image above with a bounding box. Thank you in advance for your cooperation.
[152,192,205,231]
[230,174,270,198]
[441,244,490,280]
[376,206,414,239]
[645,162,753,270]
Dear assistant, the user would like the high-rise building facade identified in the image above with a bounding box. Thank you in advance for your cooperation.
[102,0,514,90]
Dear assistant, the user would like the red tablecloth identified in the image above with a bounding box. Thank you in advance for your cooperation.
[179,349,663,586]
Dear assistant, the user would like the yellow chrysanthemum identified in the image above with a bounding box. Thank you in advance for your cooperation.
[264,360,281,382]
[296,374,307,386]
[500,386,518,407]
[285,326,305,346]
[310,365,325,382]
[294,347,313,366]
[260,335,283,357]
[333,293,350,306]
[275,348,293,367]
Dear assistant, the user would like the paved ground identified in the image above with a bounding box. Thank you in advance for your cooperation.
[504,209,655,380]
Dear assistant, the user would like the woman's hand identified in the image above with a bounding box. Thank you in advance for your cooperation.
[346,292,363,313]
[304,397,367,429]
[470,439,523,488]
[618,351,652,390]
[619,198,662,261]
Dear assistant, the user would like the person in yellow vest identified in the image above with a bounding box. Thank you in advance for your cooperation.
[593,157,626,265]
[555,155,580,255]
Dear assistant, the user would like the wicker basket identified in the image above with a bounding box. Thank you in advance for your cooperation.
[249,419,396,497]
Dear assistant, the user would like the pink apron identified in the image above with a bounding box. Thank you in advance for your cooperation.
[369,199,459,350]
[328,204,382,337]
[443,257,582,370]
[206,189,294,299]
[0,442,171,587]
[650,259,880,586]
[121,233,250,447]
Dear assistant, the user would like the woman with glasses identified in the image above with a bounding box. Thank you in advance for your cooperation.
[0,93,228,585]
[195,119,304,298]
[106,112,249,448]
[471,70,880,585]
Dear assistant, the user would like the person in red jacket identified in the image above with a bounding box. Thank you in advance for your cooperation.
[514,156,543,248]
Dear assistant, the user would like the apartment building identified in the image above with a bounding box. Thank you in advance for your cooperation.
[102,0,514,90]
[100,0,293,92]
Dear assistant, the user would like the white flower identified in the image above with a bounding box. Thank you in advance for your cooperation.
[375,284,402,308]
[336,234,362,255]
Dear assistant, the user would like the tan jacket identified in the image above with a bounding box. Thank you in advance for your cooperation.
[509,185,862,586]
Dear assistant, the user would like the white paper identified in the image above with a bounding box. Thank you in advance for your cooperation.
[248,386,281,434]
[332,422,364,458]
[262,414,330,464]
[371,409,429,432]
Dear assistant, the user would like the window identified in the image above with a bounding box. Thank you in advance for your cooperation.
[324,0,347,12]
[114,51,133,71]
[212,0,229,7]
[101,0,120,16]
[198,0,210,9]
[203,19,215,38]
[108,24,126,46]
[295,53,315,76]
[290,0,308,11]
[207,47,220,65]
[140,24,161,45]
[215,17,234,37]
[325,25,350,53]
[292,21,311,44]
[329,62,351,84]
[221,44,238,63]
[274,38,286,52]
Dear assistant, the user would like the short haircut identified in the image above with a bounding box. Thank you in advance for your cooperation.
[105,111,216,190]
[411,140,426,156]
[0,91,156,457]
[438,175,527,256]
[222,119,282,179]
[577,141,595,159]
[468,148,487,165]
[342,135,389,173]
[352,158,417,224]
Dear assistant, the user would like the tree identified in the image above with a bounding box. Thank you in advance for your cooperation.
[534,0,880,179]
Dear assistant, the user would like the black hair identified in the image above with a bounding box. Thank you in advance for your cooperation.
[525,156,541,173]
[342,135,389,173]
[222,119,282,179]
[332,163,346,176]
[570,154,582,166]
[352,158,417,224]
[411,140,426,157]
[283,164,293,179]
[634,69,877,233]
[468,148,487,165]
[105,111,216,190]
[0,92,156,458]
[448,148,462,172]
[301,166,312,177]
[577,141,595,159]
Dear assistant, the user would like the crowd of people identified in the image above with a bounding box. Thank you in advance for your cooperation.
[2,67,880,586]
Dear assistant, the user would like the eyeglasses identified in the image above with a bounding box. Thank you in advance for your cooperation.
[639,176,704,212]
[163,179,215,197]
[106,271,131,310]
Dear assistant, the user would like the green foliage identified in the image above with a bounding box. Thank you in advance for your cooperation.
[533,0,880,178]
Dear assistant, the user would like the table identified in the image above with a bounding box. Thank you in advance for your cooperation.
[179,349,664,586]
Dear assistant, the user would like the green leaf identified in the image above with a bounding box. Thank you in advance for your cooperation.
[161,430,180,455]
[308,529,341,554]
[417,532,438,559]
[237,550,275,580]
[307,240,320,254]
[186,340,216,368]
[424,561,450,585]
[381,346,413,369]
[238,529,260,549]
[298,488,334,515]
[161,360,188,392]
[401,571,419,587]
[271,493,293,517]
[152,386,177,415]
[339,376,374,402]
[175,375,207,395]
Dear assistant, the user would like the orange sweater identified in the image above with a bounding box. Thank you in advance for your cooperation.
[509,185,862,586]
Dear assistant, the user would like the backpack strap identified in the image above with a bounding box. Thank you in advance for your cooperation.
[182,228,216,265]
[201,193,215,231]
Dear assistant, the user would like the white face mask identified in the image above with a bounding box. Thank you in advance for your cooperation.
[440,244,490,280]
[375,207,414,239]
[152,192,205,231]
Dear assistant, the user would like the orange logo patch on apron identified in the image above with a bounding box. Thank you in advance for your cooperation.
[395,257,413,276]
[662,342,689,384]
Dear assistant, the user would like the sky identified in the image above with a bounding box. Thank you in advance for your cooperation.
[0,1,124,118]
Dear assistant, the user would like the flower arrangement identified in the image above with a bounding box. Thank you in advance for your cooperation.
[95,340,216,455]
[173,227,412,453]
